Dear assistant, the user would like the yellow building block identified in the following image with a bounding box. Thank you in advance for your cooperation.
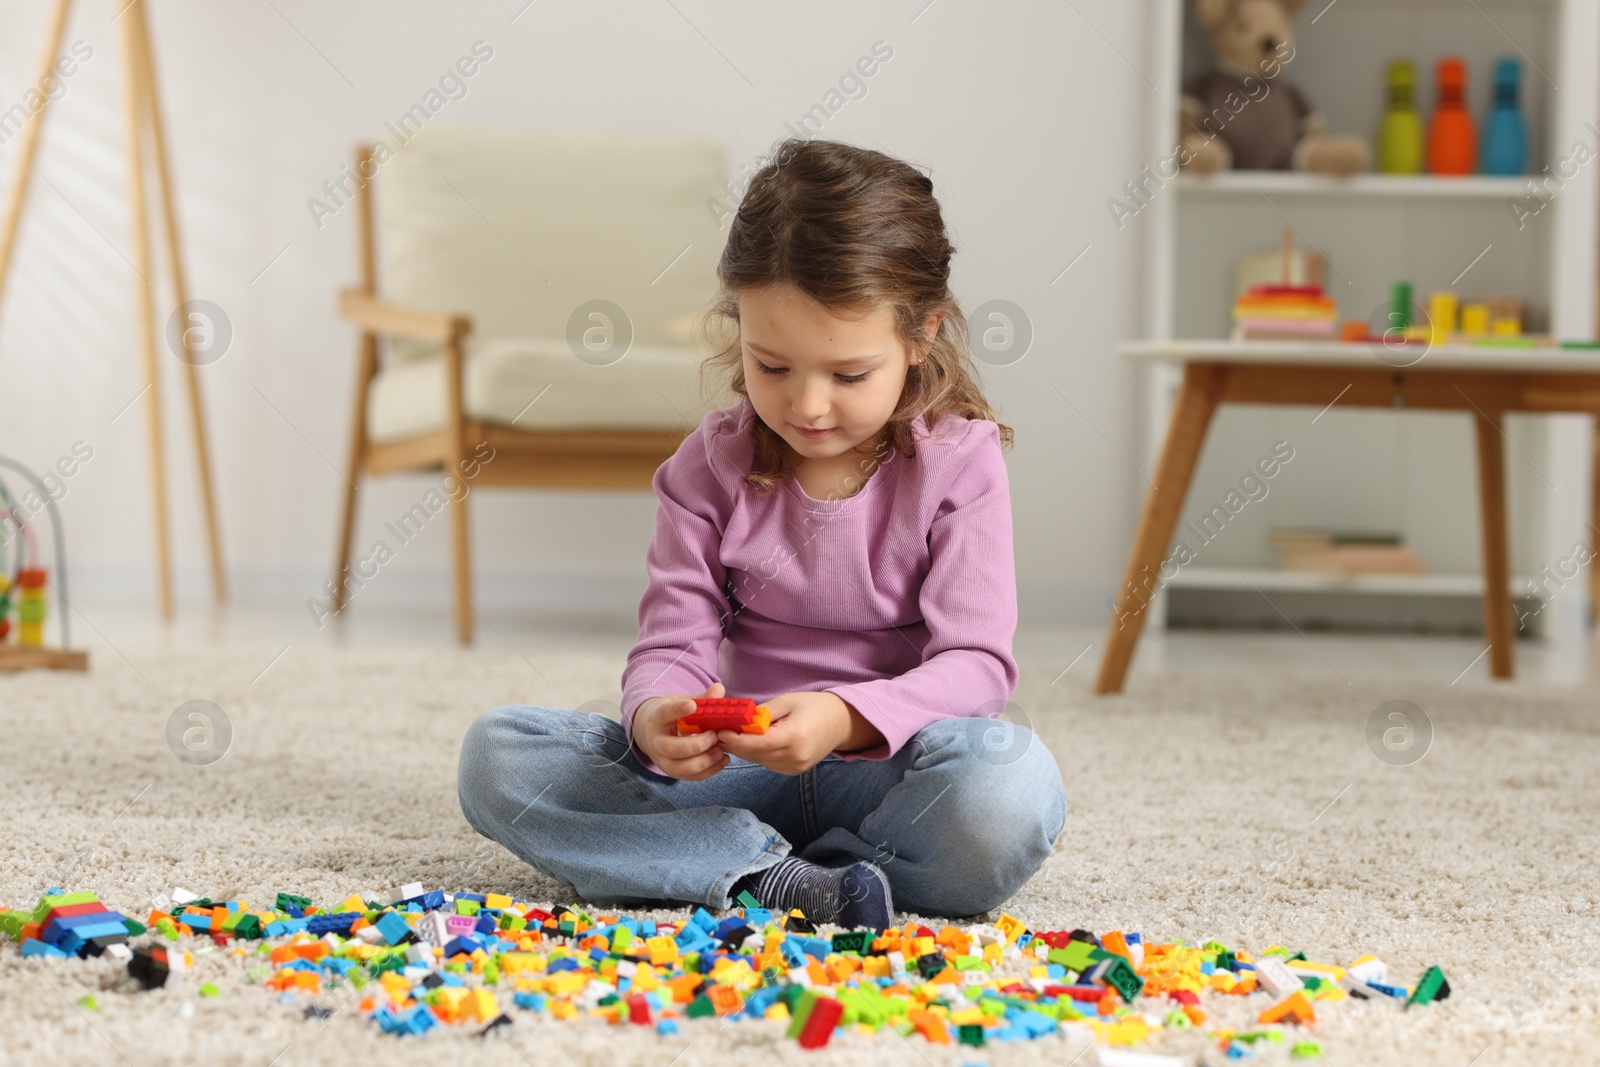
[995,914,1027,943]
[466,989,500,1023]
[646,936,679,965]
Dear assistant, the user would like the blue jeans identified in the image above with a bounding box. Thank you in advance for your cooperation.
[457,706,1067,918]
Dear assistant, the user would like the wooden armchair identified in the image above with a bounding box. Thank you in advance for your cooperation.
[332,126,729,642]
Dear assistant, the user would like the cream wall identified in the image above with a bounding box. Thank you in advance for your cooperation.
[0,0,1158,628]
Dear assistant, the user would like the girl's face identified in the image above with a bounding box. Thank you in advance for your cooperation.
[738,283,931,465]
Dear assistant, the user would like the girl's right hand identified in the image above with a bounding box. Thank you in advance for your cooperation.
[634,682,731,781]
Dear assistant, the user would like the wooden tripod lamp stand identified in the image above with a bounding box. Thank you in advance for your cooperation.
[0,0,226,616]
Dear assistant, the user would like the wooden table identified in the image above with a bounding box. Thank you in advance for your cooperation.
[1095,341,1600,695]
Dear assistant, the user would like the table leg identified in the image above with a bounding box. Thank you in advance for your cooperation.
[1591,416,1600,627]
[1472,411,1515,678]
[1095,364,1225,694]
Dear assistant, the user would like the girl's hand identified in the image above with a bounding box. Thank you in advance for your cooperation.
[634,682,731,781]
[716,692,879,776]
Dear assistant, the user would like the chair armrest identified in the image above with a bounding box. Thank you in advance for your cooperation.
[339,289,471,343]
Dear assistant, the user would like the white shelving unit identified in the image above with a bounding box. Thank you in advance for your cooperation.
[1175,172,1528,198]
[1132,0,1598,637]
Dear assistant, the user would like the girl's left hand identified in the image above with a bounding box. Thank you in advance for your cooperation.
[715,691,860,776]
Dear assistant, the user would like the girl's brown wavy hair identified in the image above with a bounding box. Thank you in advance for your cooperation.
[696,138,1013,494]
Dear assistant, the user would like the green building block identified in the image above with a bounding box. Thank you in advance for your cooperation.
[1406,965,1451,1009]
[958,1023,985,1046]
[77,994,99,1012]
[785,988,821,1038]
[1235,1030,1284,1045]
[275,893,311,913]
[831,930,872,955]
[198,982,220,998]
[687,993,718,1019]
[1091,956,1143,1001]
[1047,940,1103,974]
[1292,1041,1324,1058]
[735,890,762,910]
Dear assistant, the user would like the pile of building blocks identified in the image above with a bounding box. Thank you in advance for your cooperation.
[2,882,1451,1056]
[0,890,139,961]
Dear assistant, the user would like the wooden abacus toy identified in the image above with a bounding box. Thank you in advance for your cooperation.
[0,457,88,671]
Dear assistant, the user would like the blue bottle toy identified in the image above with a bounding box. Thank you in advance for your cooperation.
[1480,57,1527,175]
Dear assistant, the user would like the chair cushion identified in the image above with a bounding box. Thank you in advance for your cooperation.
[375,124,728,366]
[366,337,724,441]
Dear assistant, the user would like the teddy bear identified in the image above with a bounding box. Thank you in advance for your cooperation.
[1180,0,1369,175]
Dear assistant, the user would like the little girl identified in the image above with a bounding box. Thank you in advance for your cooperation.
[458,138,1066,928]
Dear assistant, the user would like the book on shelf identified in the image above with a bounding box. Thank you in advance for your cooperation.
[1269,528,1428,575]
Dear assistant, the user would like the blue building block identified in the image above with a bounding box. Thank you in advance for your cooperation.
[514,991,547,1011]
[793,935,832,960]
[21,938,70,958]
[402,890,446,911]
[374,911,411,946]
[444,935,482,958]
[656,1017,679,1035]
[306,913,355,936]
[42,911,127,944]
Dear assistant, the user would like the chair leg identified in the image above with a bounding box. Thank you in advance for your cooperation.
[333,335,376,617]
[332,471,360,617]
[1095,363,1226,694]
[1472,410,1515,678]
[1591,415,1600,627]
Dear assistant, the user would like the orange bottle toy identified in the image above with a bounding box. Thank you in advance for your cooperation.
[1427,57,1477,175]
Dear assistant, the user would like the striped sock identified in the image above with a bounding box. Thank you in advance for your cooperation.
[744,858,894,930]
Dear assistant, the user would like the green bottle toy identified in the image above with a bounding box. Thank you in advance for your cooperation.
[1378,59,1425,175]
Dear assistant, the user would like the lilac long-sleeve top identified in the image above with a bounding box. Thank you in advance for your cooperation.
[619,395,1019,772]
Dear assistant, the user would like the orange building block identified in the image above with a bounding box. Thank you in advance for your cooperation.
[666,974,703,1003]
[1259,991,1316,1025]
[909,1010,951,1044]
[1101,931,1131,960]
[708,985,744,1016]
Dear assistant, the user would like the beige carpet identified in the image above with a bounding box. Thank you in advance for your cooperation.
[2,643,1596,1066]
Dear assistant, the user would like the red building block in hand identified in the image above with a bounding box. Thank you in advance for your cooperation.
[676,697,771,736]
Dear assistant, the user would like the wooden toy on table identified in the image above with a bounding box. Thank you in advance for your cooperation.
[1230,229,1338,342]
